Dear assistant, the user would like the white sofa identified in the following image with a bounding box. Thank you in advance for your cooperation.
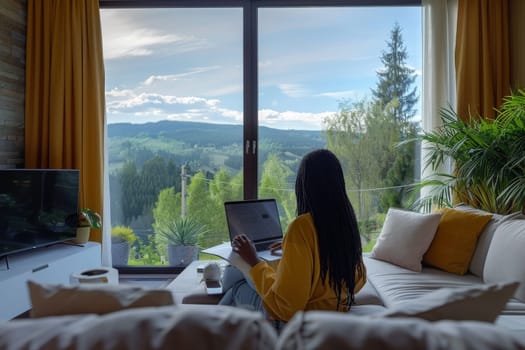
[1,206,524,349]
[354,205,525,336]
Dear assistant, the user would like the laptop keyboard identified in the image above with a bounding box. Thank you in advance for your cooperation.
[255,241,275,251]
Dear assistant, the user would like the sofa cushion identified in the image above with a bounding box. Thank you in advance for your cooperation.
[453,205,505,277]
[364,256,525,316]
[379,282,518,322]
[484,220,525,302]
[423,208,492,275]
[27,280,175,317]
[364,256,483,307]
[370,208,441,272]
[0,305,278,350]
[453,205,525,278]
[277,311,525,350]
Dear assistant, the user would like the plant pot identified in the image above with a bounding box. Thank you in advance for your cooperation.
[112,241,130,266]
[167,245,199,267]
[75,227,91,244]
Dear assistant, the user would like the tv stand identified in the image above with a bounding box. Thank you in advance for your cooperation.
[0,242,101,320]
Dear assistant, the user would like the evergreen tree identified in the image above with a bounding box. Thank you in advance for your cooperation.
[371,23,420,210]
[372,23,418,128]
[140,156,170,213]
[119,161,141,225]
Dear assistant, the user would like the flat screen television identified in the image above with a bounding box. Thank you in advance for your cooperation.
[0,169,80,258]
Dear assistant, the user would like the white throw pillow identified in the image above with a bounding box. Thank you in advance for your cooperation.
[483,220,525,302]
[370,208,442,272]
[28,280,175,317]
[378,282,519,322]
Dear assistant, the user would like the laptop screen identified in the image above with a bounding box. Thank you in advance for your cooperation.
[224,199,283,243]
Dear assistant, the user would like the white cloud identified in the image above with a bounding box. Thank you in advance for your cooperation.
[318,90,361,100]
[106,88,135,98]
[142,66,221,85]
[216,108,243,122]
[259,109,334,130]
[101,11,206,60]
[103,28,183,60]
[278,83,309,98]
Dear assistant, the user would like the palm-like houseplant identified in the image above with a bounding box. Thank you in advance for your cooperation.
[157,216,208,267]
[413,90,525,214]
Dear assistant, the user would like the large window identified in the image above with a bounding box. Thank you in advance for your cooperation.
[100,1,421,269]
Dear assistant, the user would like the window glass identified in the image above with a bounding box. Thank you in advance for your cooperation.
[258,7,422,248]
[101,8,243,267]
[101,4,422,268]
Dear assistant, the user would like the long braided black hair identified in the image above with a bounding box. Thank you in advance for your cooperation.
[295,149,363,308]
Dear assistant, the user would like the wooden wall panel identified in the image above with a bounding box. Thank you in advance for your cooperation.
[0,0,26,169]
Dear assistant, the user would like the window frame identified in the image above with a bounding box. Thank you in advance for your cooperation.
[100,0,421,273]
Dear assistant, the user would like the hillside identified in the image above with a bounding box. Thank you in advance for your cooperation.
[107,120,327,173]
[108,120,325,147]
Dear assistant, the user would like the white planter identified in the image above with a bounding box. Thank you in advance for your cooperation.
[75,227,91,244]
[167,245,199,267]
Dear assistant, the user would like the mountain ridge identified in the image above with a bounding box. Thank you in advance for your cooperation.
[108,120,326,147]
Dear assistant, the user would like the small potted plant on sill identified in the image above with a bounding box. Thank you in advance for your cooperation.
[111,226,137,266]
[75,208,102,244]
[157,216,207,267]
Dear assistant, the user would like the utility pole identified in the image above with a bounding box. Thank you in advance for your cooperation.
[181,164,187,218]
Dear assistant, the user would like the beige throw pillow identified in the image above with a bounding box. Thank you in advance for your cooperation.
[378,282,519,322]
[370,208,442,272]
[28,280,175,317]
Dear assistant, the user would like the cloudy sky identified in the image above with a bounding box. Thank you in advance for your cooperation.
[100,6,421,130]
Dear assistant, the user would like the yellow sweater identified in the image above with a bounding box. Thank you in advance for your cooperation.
[249,213,366,321]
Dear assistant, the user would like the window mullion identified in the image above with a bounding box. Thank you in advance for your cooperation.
[243,1,258,199]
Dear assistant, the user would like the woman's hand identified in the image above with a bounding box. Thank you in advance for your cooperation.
[269,241,283,256]
[231,234,260,267]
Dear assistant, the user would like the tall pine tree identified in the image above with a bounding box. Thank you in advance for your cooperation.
[372,23,418,128]
[372,23,419,211]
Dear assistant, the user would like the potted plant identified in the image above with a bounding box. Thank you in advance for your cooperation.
[75,208,102,244]
[111,226,137,266]
[157,216,207,267]
[413,90,525,214]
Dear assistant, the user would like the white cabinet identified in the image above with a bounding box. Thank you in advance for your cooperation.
[0,242,101,320]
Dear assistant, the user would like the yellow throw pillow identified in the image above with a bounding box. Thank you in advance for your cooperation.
[423,208,492,275]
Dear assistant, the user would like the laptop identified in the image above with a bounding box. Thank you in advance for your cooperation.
[202,199,283,262]
[225,199,283,253]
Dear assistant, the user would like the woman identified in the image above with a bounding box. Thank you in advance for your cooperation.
[223,149,366,322]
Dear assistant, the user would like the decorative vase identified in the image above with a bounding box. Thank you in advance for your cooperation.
[167,245,199,267]
[75,227,91,244]
[112,241,130,266]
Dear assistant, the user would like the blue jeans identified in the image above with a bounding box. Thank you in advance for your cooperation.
[219,265,287,332]
[219,265,263,312]
[219,265,266,314]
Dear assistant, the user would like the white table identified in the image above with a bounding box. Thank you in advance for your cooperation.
[165,259,228,304]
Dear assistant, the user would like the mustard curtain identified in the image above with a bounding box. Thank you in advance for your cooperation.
[455,0,510,121]
[25,0,105,243]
